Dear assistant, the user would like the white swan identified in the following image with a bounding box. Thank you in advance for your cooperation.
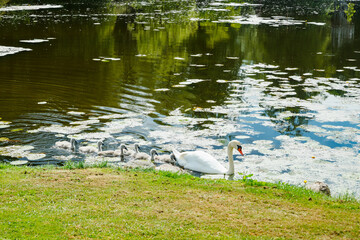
[172,140,244,174]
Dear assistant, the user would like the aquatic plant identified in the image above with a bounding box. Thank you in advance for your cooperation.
[0,0,9,8]
[344,3,356,23]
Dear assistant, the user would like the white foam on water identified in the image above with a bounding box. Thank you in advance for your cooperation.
[19,39,49,43]
[31,124,89,135]
[0,4,63,12]
[0,145,34,158]
[0,46,32,57]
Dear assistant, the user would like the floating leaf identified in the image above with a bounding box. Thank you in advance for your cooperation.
[0,137,9,142]
[11,128,23,132]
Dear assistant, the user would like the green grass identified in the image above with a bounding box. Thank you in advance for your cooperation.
[63,160,108,170]
[0,164,359,239]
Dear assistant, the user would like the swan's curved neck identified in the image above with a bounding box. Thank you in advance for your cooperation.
[227,145,235,175]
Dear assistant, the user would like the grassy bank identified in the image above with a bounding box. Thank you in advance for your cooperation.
[0,164,359,239]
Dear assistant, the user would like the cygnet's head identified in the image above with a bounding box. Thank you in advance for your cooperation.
[70,138,79,151]
[150,149,158,156]
[120,144,128,151]
[134,143,140,152]
[170,153,176,162]
[150,149,158,161]
[97,139,104,151]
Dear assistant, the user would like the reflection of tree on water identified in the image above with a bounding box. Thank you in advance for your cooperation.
[330,5,355,49]
[260,83,315,135]
[263,105,312,135]
[253,0,333,16]
[113,6,137,84]
[0,0,9,7]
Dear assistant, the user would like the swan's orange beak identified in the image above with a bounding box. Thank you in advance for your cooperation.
[237,146,244,156]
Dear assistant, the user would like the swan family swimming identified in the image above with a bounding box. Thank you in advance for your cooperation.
[53,138,331,194]
[54,138,244,175]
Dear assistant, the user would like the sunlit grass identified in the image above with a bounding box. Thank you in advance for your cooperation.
[0,165,359,239]
[63,160,108,170]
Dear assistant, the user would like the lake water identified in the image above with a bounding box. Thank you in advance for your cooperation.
[1,0,359,198]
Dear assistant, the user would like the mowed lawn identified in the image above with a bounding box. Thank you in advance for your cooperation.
[1,165,359,239]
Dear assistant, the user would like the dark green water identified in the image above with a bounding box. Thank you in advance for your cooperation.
[0,0,359,197]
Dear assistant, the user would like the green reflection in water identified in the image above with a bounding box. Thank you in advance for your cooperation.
[0,0,358,131]
[0,0,359,198]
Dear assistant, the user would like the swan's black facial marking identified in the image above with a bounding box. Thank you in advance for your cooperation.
[237,145,244,156]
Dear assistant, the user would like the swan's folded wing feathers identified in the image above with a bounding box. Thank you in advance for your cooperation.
[182,151,226,174]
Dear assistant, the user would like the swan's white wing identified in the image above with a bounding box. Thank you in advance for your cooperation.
[179,151,227,174]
